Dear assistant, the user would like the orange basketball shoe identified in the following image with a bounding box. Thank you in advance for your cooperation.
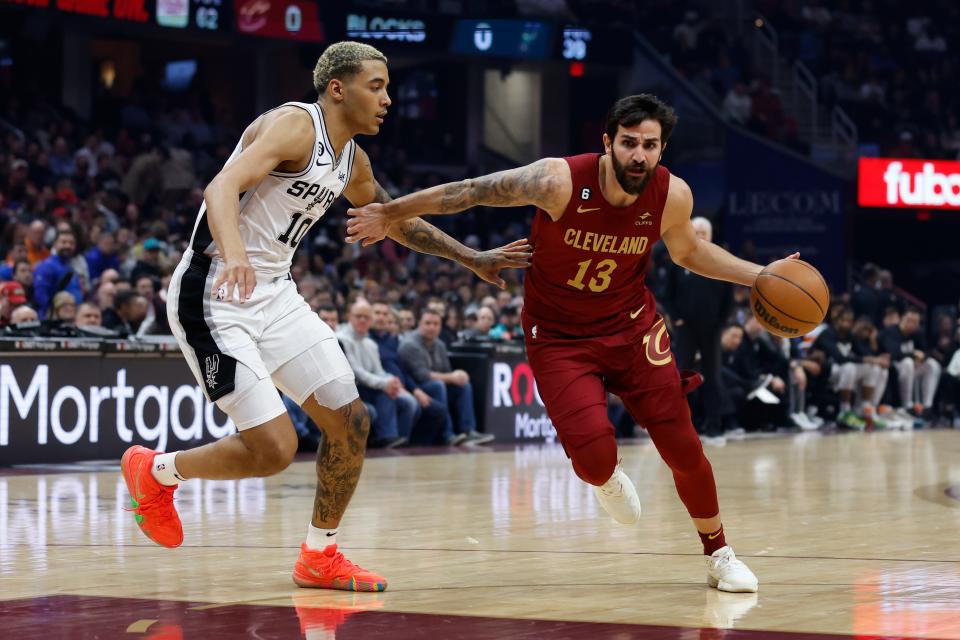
[293,543,388,592]
[120,445,183,548]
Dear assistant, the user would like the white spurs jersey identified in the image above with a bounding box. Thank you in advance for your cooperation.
[189,101,356,277]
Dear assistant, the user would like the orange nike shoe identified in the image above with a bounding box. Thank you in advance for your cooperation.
[292,543,388,592]
[120,445,183,548]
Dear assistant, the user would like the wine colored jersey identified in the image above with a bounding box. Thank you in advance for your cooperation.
[522,153,671,337]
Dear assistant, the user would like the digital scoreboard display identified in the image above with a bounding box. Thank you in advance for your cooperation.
[450,19,553,60]
[0,0,227,30]
[234,0,324,42]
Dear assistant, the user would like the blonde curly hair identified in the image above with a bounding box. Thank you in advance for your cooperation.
[313,41,387,95]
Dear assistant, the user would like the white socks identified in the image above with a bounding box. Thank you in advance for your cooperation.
[151,452,185,486]
[306,524,337,551]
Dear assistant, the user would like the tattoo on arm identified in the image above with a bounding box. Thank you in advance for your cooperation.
[439,161,549,212]
[371,180,391,204]
[390,217,471,263]
[369,177,474,264]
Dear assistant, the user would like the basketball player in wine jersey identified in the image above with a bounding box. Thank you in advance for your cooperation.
[346,94,800,593]
[118,42,531,591]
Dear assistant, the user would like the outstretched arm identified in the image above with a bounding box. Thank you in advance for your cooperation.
[660,175,769,287]
[343,148,531,288]
[345,157,572,245]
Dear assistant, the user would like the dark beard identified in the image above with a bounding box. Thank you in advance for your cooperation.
[610,153,654,195]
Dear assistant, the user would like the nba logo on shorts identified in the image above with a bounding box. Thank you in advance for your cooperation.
[205,355,220,389]
[531,325,538,340]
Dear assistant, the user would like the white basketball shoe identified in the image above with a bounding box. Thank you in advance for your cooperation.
[706,546,759,593]
[593,464,641,524]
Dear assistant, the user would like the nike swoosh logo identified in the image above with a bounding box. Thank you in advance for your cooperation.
[326,531,337,537]
[577,205,601,213]
[708,531,722,540]
[629,305,646,319]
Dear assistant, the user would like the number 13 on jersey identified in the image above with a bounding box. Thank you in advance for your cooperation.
[566,258,617,292]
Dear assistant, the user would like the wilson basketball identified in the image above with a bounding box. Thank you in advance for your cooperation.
[750,259,830,337]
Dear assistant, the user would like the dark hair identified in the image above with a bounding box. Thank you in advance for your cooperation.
[318,304,338,314]
[419,308,442,322]
[54,228,76,243]
[605,94,678,145]
[114,290,143,310]
[904,306,922,317]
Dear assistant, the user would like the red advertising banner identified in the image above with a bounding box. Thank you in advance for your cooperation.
[858,157,960,209]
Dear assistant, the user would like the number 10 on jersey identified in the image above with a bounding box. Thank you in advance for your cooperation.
[278,212,312,248]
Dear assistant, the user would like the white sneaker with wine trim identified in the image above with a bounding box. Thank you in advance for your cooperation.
[593,464,641,524]
[706,546,758,593]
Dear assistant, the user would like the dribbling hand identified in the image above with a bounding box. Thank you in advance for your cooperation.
[346,203,391,246]
[213,258,256,304]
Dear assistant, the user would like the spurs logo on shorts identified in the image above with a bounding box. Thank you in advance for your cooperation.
[205,355,220,389]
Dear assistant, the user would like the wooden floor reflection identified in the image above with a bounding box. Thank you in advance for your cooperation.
[2,430,959,639]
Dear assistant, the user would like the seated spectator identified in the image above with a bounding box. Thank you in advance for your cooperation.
[317,304,340,332]
[490,305,523,341]
[130,238,165,283]
[25,220,49,266]
[135,275,170,336]
[397,308,416,334]
[721,319,789,432]
[880,308,941,418]
[813,307,889,428]
[1,281,29,326]
[441,305,461,347]
[75,302,103,328]
[0,243,28,280]
[85,231,121,282]
[881,306,901,329]
[461,305,496,341]
[11,259,34,302]
[10,304,39,324]
[32,228,82,319]
[370,302,452,446]
[50,291,77,324]
[95,280,117,312]
[102,290,148,337]
[399,309,494,444]
[722,82,752,124]
[337,299,414,448]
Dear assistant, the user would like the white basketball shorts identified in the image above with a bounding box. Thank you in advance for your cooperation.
[167,249,353,428]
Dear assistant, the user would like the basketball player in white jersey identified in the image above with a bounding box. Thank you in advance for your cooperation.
[119,42,531,591]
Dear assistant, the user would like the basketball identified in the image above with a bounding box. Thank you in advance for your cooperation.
[750,259,830,337]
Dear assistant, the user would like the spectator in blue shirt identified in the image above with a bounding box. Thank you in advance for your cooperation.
[32,229,82,319]
[85,232,121,282]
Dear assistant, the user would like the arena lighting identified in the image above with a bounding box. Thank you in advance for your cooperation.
[858,157,960,209]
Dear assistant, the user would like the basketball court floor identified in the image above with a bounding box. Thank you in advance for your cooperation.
[2,429,959,639]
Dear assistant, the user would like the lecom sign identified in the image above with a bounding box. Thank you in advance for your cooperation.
[858,157,960,209]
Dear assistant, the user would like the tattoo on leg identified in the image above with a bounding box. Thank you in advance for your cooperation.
[312,399,370,524]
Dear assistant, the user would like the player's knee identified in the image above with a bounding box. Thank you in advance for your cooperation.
[325,397,371,443]
[570,434,618,486]
[253,433,298,476]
